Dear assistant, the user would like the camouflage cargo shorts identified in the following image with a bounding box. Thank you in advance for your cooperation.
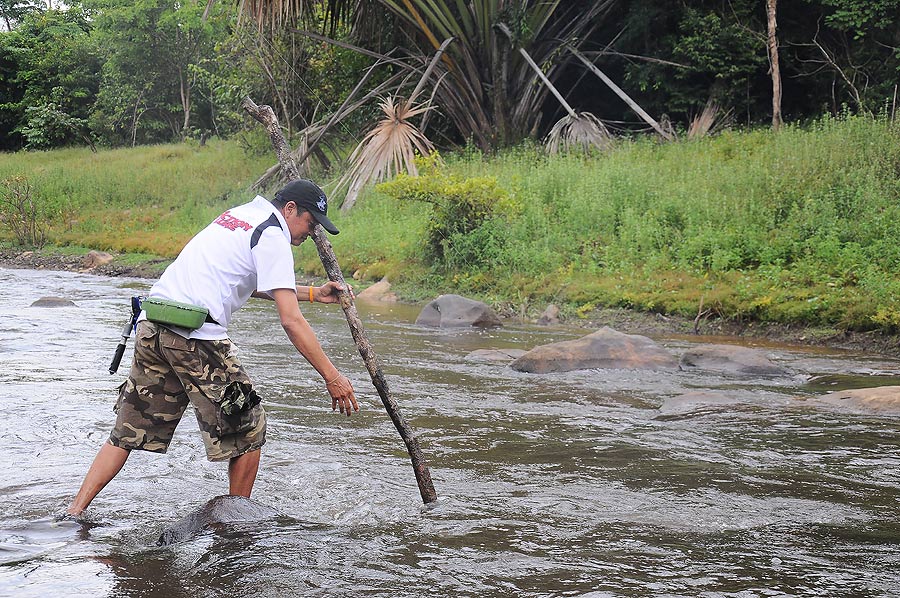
[109,320,266,461]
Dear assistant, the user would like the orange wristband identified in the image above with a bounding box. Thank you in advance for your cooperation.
[309,286,315,303]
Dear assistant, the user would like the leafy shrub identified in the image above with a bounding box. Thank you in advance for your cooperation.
[376,155,519,268]
[0,175,48,247]
[19,103,90,150]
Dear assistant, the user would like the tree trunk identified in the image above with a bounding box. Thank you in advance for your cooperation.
[130,90,145,148]
[491,30,510,147]
[241,96,438,506]
[180,67,191,136]
[766,0,783,130]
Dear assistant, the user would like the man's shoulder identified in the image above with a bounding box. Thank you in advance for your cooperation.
[206,197,281,236]
[226,196,276,221]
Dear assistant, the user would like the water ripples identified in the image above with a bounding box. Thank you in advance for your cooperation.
[1,267,899,596]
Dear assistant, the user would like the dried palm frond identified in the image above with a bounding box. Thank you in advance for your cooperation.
[336,95,439,212]
[688,99,733,139]
[545,112,613,154]
[509,41,613,155]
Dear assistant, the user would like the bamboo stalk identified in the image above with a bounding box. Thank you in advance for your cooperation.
[241,96,438,505]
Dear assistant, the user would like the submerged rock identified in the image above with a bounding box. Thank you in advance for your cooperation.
[680,344,789,376]
[804,385,900,415]
[157,495,280,546]
[30,296,76,307]
[510,326,678,373]
[465,348,528,364]
[415,294,502,328]
[537,304,560,326]
[658,391,744,415]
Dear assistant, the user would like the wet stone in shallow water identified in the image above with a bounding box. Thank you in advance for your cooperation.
[510,326,679,373]
[680,343,789,376]
[157,495,280,546]
[805,385,900,415]
[30,296,76,308]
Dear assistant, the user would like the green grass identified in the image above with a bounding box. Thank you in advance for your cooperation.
[0,139,273,256]
[3,115,900,332]
[337,114,900,330]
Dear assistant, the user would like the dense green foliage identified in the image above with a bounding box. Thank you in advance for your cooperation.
[606,0,900,125]
[2,1,899,150]
[84,0,228,145]
[1,7,100,148]
[0,0,368,150]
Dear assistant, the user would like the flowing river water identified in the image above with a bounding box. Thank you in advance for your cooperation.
[0,266,898,597]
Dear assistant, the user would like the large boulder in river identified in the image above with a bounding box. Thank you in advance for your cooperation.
[510,326,679,373]
[415,294,502,328]
[357,278,398,302]
[680,344,789,376]
[157,495,279,545]
[804,386,900,415]
[82,250,114,269]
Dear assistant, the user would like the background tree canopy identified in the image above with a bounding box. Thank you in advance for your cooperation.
[0,0,897,152]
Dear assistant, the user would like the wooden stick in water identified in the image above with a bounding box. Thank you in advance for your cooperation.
[241,96,438,505]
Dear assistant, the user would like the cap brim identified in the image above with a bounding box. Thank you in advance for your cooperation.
[312,213,339,235]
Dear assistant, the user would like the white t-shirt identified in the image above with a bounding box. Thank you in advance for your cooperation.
[148,196,296,340]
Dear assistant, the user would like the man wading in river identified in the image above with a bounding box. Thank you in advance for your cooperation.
[66,179,358,517]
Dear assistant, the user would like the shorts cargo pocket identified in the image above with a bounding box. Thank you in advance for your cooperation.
[113,379,128,414]
[215,381,261,436]
[160,331,194,352]
[159,329,204,378]
[196,380,261,437]
[216,402,262,437]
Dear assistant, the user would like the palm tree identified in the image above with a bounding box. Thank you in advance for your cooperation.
[236,0,617,150]
[237,1,626,209]
[376,0,617,149]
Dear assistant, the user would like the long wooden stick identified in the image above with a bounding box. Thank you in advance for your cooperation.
[566,46,674,141]
[241,96,438,505]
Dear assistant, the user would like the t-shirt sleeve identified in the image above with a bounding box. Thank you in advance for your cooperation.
[252,228,297,294]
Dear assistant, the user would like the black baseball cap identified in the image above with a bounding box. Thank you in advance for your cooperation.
[274,179,339,235]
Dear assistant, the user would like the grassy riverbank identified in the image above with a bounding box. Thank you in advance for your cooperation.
[2,115,900,335]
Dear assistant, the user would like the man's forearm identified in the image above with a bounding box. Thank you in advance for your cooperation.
[251,286,316,302]
[281,316,339,381]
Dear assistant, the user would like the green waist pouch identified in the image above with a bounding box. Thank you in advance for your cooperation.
[142,297,214,330]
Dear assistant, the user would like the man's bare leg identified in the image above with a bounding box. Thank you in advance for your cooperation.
[67,443,130,516]
[228,449,260,497]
